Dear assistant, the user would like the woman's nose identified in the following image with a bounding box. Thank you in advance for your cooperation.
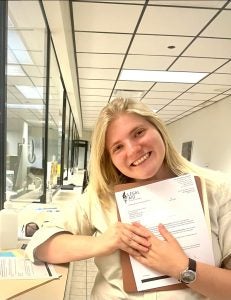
[126,140,141,155]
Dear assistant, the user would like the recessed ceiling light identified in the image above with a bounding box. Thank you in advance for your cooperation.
[120,69,208,84]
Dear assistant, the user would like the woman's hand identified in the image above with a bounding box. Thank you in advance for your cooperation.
[132,223,188,279]
[96,221,151,256]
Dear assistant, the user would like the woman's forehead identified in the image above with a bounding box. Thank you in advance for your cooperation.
[105,113,153,147]
[109,112,147,126]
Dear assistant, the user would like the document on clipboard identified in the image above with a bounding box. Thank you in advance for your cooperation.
[115,174,214,292]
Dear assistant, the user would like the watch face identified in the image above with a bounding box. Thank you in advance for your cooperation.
[181,270,196,284]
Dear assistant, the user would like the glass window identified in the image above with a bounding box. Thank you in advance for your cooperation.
[72,124,79,173]
[47,44,63,189]
[6,1,47,201]
[63,101,70,180]
[68,114,74,174]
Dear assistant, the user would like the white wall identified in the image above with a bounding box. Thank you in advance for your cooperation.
[167,96,231,175]
[82,130,92,142]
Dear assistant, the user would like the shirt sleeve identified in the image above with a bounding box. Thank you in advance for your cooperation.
[215,175,231,269]
[25,226,67,262]
[25,191,95,262]
[218,175,231,268]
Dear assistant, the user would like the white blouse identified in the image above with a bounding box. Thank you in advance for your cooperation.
[26,173,231,300]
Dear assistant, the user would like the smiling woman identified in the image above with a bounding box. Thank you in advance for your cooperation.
[26,97,231,300]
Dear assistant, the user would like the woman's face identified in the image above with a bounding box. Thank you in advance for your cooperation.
[105,113,169,181]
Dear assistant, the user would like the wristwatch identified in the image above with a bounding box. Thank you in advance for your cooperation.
[178,258,197,284]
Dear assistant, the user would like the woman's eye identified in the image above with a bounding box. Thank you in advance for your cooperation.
[135,128,145,137]
[112,144,122,153]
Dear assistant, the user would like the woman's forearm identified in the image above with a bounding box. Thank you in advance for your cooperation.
[35,232,99,264]
[189,262,231,300]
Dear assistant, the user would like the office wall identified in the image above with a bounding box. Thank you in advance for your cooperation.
[82,130,92,142]
[167,96,231,174]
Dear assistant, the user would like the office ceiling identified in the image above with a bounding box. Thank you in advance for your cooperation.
[70,0,231,131]
[6,0,231,135]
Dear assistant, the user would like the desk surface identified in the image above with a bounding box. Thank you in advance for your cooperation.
[0,188,80,300]
[0,263,69,300]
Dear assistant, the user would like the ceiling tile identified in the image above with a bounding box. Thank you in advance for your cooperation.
[73,2,143,33]
[149,1,226,9]
[94,1,145,3]
[151,82,193,92]
[209,94,230,102]
[130,35,193,55]
[77,53,124,68]
[142,98,170,105]
[80,88,112,96]
[200,73,231,85]
[75,32,131,53]
[188,83,230,93]
[145,90,181,99]
[215,61,231,73]
[78,68,119,80]
[170,57,228,72]
[138,6,218,35]
[160,105,190,111]
[184,37,231,59]
[7,76,31,85]
[224,90,231,95]
[81,95,111,103]
[23,65,43,77]
[201,10,231,38]
[177,92,217,101]
[172,99,205,106]
[124,55,176,70]
[79,79,115,89]
[115,80,153,90]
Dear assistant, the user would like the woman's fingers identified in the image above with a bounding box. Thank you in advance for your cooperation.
[121,223,151,253]
[158,223,174,241]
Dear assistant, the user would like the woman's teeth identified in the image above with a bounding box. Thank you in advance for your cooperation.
[132,153,150,166]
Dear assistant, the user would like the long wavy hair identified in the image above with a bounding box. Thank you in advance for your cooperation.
[87,98,214,208]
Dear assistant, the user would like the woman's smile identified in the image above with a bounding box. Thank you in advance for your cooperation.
[131,152,151,166]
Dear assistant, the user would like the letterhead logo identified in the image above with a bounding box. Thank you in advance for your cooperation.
[121,189,140,204]
[122,191,127,204]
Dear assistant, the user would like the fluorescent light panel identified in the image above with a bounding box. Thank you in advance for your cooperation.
[8,49,17,64]
[8,17,14,28]
[26,120,45,124]
[7,103,44,110]
[16,85,43,99]
[7,65,26,76]
[120,70,208,84]
[8,30,33,65]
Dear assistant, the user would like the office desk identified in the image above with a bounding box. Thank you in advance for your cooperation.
[0,263,69,300]
[1,186,81,300]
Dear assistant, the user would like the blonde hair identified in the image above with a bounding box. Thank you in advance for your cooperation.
[87,98,215,208]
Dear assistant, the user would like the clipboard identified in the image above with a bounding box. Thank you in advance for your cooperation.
[115,175,204,293]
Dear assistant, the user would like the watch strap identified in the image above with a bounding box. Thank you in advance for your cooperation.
[188,258,196,272]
